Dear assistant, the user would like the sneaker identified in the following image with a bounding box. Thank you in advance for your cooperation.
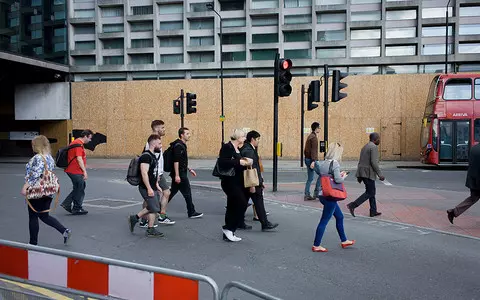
[60,203,72,214]
[63,229,71,245]
[139,219,158,228]
[262,222,279,231]
[128,215,138,233]
[189,212,203,219]
[158,215,176,225]
[222,229,240,242]
[72,208,88,215]
[146,228,164,237]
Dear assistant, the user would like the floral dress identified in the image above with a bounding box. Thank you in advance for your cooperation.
[25,154,56,198]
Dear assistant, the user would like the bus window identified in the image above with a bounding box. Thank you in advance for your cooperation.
[475,119,480,141]
[421,118,430,148]
[432,118,438,151]
[425,76,439,115]
[475,79,480,100]
[443,78,472,100]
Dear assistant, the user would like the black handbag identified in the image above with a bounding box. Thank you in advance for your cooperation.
[212,159,235,178]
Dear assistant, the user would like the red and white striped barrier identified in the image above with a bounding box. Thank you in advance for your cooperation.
[0,240,219,300]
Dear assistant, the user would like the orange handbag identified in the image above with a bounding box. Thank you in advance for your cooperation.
[320,160,347,201]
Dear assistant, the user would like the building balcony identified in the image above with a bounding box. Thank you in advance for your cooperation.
[69,18,95,24]
[156,30,184,37]
[97,0,124,7]
[186,45,215,52]
[126,15,154,22]
[70,49,96,56]
[126,47,155,54]
[98,32,125,39]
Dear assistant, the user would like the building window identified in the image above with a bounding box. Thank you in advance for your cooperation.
[317,30,345,41]
[251,16,278,26]
[31,0,42,6]
[386,9,417,21]
[422,7,452,19]
[351,0,380,3]
[132,6,153,15]
[420,64,451,74]
[75,41,95,50]
[222,34,246,45]
[422,44,452,55]
[130,54,154,64]
[385,45,416,56]
[285,14,311,25]
[475,79,480,100]
[103,24,124,33]
[351,29,381,40]
[74,56,95,66]
[101,7,123,17]
[457,64,480,72]
[223,18,246,27]
[317,13,346,23]
[459,24,480,36]
[131,22,153,32]
[158,4,183,14]
[316,47,346,58]
[459,43,480,54]
[54,28,66,37]
[385,65,418,74]
[351,11,381,22]
[474,119,480,141]
[222,51,246,61]
[251,49,277,60]
[160,54,184,64]
[317,0,346,4]
[444,79,472,100]
[190,19,214,30]
[74,9,95,18]
[251,0,278,9]
[160,21,183,30]
[349,66,380,75]
[103,39,124,49]
[131,39,153,48]
[190,52,214,63]
[31,15,42,24]
[220,1,244,11]
[190,36,214,46]
[190,3,212,12]
[54,43,66,52]
[104,56,124,65]
[459,6,480,17]
[285,49,311,59]
[54,11,66,20]
[284,0,311,8]
[284,31,311,42]
[159,36,183,47]
[422,26,452,37]
[31,29,43,39]
[252,33,278,44]
[386,27,416,39]
[75,25,95,35]
[351,46,381,57]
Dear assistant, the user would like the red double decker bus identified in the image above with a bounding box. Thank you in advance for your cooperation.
[421,73,480,165]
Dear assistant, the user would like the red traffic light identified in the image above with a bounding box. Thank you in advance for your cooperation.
[280,59,292,70]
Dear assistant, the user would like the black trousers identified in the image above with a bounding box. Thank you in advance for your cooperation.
[168,175,196,217]
[28,197,66,245]
[222,180,248,233]
[453,189,480,217]
[244,186,268,226]
[350,178,377,214]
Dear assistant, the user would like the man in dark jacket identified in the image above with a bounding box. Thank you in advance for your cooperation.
[240,131,278,231]
[447,143,480,224]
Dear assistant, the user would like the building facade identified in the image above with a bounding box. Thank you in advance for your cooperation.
[68,0,480,81]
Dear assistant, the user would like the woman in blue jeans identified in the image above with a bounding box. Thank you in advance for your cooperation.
[312,143,355,252]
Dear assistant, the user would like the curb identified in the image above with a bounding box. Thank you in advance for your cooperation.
[190,183,480,242]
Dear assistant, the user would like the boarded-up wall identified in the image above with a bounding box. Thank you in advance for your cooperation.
[71,74,435,160]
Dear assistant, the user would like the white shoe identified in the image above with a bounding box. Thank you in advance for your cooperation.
[231,233,242,242]
[222,229,239,242]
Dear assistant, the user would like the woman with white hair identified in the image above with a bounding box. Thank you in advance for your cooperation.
[217,129,253,242]
[312,142,355,252]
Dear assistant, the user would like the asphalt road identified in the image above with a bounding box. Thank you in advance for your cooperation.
[0,164,479,300]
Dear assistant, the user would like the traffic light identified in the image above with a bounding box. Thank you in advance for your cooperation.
[277,58,293,97]
[173,99,181,114]
[186,92,197,114]
[307,80,320,111]
[332,70,348,102]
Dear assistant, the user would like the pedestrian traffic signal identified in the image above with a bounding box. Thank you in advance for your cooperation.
[186,92,197,114]
[307,80,320,111]
[332,70,348,102]
[277,58,293,97]
[173,99,181,114]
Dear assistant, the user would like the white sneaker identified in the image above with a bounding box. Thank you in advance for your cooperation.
[231,233,242,242]
[222,229,238,242]
[158,215,176,225]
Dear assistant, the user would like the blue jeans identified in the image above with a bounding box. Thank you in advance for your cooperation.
[304,158,321,197]
[62,173,86,211]
[313,198,347,246]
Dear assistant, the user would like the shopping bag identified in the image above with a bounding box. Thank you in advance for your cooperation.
[243,166,259,188]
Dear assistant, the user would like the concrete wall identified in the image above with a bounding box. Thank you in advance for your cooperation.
[71,74,435,160]
[15,83,70,120]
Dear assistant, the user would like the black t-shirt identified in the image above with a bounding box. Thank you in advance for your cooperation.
[138,151,158,190]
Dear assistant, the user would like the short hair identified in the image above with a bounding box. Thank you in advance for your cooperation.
[147,134,161,144]
[151,120,164,130]
[325,142,344,161]
[246,130,261,143]
[311,122,320,131]
[80,129,94,138]
[32,135,51,155]
[369,132,380,142]
[178,127,189,138]
[230,129,246,141]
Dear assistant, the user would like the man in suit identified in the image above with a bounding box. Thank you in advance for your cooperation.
[447,143,480,224]
[347,132,385,218]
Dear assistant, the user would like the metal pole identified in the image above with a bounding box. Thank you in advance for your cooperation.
[180,89,184,128]
[445,0,451,74]
[219,17,224,144]
[300,84,305,168]
[323,64,329,159]
[273,53,279,192]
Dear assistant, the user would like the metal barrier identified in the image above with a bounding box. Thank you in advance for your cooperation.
[221,281,283,300]
[0,239,220,300]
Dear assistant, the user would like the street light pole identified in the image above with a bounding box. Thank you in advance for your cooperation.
[445,0,451,74]
[207,4,225,145]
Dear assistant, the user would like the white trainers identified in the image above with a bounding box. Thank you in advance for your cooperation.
[222,229,241,242]
[158,215,176,225]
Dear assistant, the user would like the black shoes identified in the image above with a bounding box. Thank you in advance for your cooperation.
[60,203,72,213]
[262,222,279,231]
[346,203,356,217]
[238,223,253,230]
[146,228,164,237]
[128,215,138,233]
[370,212,382,217]
[447,209,455,224]
[72,208,88,215]
[189,212,203,219]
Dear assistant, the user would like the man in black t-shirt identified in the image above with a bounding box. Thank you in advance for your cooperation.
[128,134,164,237]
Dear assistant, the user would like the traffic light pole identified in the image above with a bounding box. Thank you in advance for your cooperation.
[300,84,305,168]
[273,53,279,192]
[323,64,329,159]
[180,89,185,128]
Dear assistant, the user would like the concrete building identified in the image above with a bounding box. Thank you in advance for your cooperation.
[67,0,480,81]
